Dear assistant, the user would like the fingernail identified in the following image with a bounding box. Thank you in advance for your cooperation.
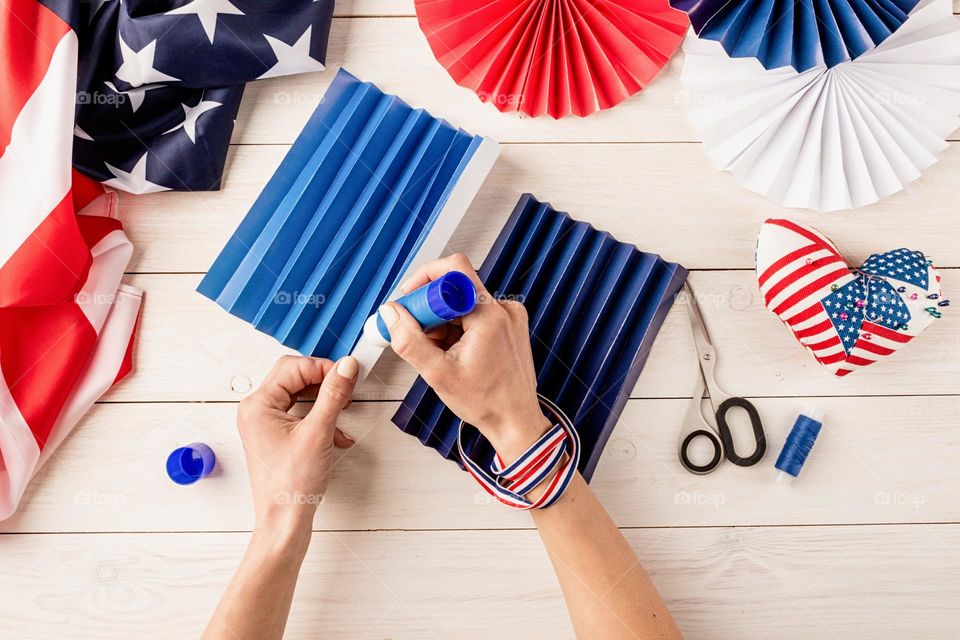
[342,431,356,444]
[399,278,414,293]
[378,304,399,327]
[336,356,358,379]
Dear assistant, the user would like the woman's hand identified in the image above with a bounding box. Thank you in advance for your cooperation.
[236,355,358,539]
[378,254,550,463]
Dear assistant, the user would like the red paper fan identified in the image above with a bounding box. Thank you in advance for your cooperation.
[415,0,689,118]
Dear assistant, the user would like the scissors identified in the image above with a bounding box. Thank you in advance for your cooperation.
[678,283,766,475]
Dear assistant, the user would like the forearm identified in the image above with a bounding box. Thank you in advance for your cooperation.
[202,514,313,640]
[530,474,681,640]
[492,425,681,640]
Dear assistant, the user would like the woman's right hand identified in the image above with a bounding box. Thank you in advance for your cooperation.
[378,254,552,464]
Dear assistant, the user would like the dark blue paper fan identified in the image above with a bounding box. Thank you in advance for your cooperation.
[392,194,688,481]
[671,0,921,71]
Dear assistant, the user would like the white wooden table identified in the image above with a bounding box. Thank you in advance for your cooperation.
[3,2,960,637]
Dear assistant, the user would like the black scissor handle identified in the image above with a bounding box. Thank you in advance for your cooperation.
[716,397,766,467]
[679,428,723,475]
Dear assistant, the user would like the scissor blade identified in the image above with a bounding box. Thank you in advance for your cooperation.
[683,283,714,356]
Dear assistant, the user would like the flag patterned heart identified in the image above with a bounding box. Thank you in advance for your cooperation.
[756,219,947,377]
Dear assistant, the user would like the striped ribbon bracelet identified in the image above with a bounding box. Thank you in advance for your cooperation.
[458,395,580,510]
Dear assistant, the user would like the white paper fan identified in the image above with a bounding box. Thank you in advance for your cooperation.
[680,0,960,212]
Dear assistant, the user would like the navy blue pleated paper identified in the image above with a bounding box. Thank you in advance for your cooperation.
[671,0,920,71]
[197,68,496,359]
[392,195,689,481]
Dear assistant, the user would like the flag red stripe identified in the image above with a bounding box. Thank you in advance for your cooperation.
[846,355,878,367]
[817,351,848,365]
[0,0,72,156]
[758,243,821,288]
[863,322,912,344]
[774,268,851,316]
[764,256,843,305]
[786,301,825,326]
[0,190,93,307]
[113,313,140,385]
[807,335,842,351]
[855,340,897,356]
[794,319,833,339]
[766,219,843,260]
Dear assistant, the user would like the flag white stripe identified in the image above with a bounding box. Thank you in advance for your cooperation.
[0,31,77,266]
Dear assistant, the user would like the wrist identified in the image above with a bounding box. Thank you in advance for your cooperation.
[254,500,315,554]
[484,411,553,465]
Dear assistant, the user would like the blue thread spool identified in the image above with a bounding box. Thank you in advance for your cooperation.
[166,443,216,485]
[364,271,477,346]
[775,412,823,482]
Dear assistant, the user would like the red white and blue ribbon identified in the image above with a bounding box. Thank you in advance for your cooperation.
[458,395,580,510]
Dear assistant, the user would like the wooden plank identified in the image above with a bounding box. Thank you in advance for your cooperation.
[121,143,960,273]
[0,526,957,638]
[3,396,957,533]
[102,270,959,402]
[235,20,960,144]
[334,0,413,16]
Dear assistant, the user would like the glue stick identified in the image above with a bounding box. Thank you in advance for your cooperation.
[361,271,477,348]
[774,409,824,484]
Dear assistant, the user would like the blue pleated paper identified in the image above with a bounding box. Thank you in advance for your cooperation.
[671,0,920,71]
[197,69,495,359]
[392,194,689,481]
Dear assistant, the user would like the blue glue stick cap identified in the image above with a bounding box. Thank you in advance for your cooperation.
[375,271,477,342]
[166,443,216,485]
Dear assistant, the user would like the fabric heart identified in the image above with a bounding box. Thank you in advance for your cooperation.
[756,219,947,377]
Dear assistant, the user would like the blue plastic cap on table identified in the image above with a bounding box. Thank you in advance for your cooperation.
[196,68,498,360]
[166,443,216,485]
[392,194,689,481]
[671,0,920,72]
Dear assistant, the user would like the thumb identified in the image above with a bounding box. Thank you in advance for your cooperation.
[306,356,358,427]
[380,303,445,377]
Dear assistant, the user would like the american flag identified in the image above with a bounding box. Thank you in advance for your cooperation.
[0,0,339,519]
[73,0,334,192]
[757,219,942,377]
[0,0,143,520]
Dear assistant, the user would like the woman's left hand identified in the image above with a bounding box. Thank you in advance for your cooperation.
[237,355,359,536]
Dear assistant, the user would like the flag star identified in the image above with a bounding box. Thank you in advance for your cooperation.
[258,26,325,79]
[825,299,832,307]
[103,153,170,194]
[838,324,846,331]
[103,80,160,113]
[163,100,222,143]
[116,36,179,87]
[74,124,94,141]
[166,0,244,44]
[831,312,838,318]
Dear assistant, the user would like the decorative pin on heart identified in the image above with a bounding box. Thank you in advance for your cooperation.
[756,219,946,377]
